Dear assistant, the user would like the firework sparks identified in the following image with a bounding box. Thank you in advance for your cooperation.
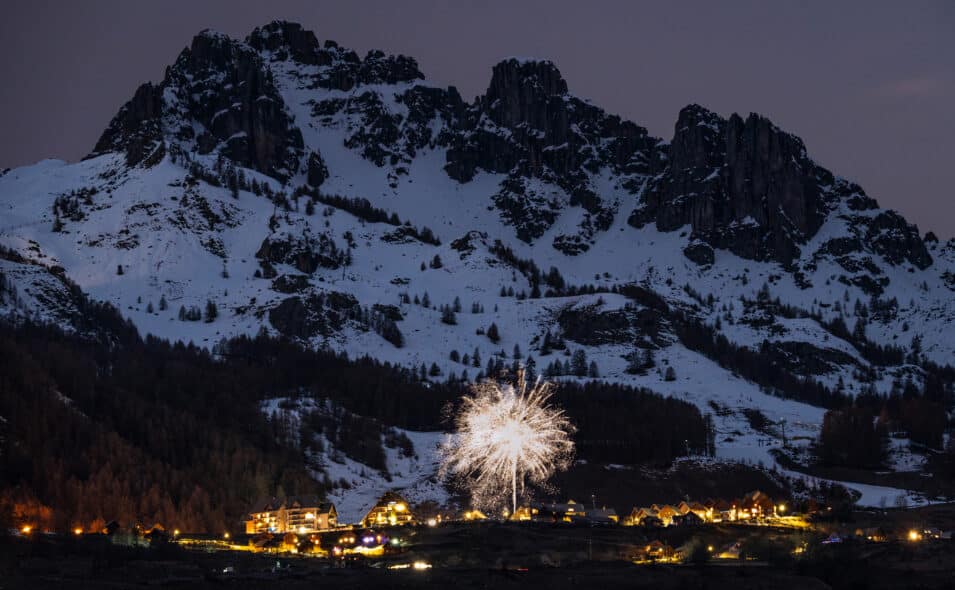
[440,376,575,515]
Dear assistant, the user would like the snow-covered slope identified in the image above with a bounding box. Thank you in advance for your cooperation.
[1,21,952,505]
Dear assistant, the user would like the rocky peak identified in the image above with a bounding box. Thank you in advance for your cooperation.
[89,82,163,166]
[89,28,305,181]
[445,57,663,250]
[631,104,933,276]
[483,58,568,131]
[246,21,325,64]
[632,104,828,264]
[669,104,725,170]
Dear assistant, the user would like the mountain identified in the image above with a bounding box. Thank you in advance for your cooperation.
[1,21,953,507]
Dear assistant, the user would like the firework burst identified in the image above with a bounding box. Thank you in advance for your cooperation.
[440,375,575,515]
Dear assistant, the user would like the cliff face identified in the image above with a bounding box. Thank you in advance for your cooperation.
[629,104,930,271]
[90,29,306,181]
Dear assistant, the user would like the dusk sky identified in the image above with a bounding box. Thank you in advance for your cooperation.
[2,0,953,237]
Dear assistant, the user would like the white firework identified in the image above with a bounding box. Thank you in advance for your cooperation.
[440,376,575,515]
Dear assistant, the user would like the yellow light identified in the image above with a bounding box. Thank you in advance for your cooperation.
[908,530,921,542]
[778,503,786,514]
[73,528,83,536]
[395,503,406,512]
[21,525,32,534]
[413,561,432,570]
[305,512,315,520]
[298,526,307,534]
[173,529,180,537]
[223,532,230,540]
[707,545,713,552]
[426,518,437,527]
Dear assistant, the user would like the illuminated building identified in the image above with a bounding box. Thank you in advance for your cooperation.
[245,495,337,534]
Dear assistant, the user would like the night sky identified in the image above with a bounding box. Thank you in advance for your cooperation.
[2,1,952,236]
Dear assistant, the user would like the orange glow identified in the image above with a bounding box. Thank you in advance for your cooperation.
[73,527,83,536]
[21,525,33,534]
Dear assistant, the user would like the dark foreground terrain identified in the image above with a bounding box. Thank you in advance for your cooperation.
[4,505,955,590]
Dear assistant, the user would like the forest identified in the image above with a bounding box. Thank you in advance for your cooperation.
[0,308,710,534]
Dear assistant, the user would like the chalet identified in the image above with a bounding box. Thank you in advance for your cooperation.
[652,504,679,526]
[547,499,585,522]
[361,492,415,527]
[624,507,658,526]
[245,496,337,534]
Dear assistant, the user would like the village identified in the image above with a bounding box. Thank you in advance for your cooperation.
[102,489,943,566]
[8,489,955,589]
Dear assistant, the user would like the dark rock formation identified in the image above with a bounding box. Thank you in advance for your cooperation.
[268,291,357,339]
[631,104,827,264]
[168,31,304,180]
[557,302,666,347]
[247,20,326,65]
[629,103,933,273]
[256,231,348,274]
[683,240,715,266]
[89,83,164,166]
[90,30,305,181]
[446,58,664,245]
[307,151,328,187]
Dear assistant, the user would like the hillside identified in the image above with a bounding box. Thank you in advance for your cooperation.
[1,21,953,513]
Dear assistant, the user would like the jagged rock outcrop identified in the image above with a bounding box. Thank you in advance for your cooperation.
[446,59,664,248]
[256,231,349,274]
[306,151,328,187]
[630,104,827,264]
[683,240,715,266]
[630,104,933,271]
[87,21,935,276]
[89,29,305,181]
[89,82,164,166]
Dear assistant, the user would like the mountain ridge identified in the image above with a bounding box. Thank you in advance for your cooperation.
[1,19,953,506]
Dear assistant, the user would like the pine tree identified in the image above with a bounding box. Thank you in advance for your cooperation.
[571,349,588,377]
[525,356,537,383]
[541,330,552,356]
[664,366,676,381]
[116,264,124,275]
[159,295,168,311]
[853,317,867,341]
[588,360,599,378]
[487,322,500,343]
[441,306,457,325]
[204,300,218,323]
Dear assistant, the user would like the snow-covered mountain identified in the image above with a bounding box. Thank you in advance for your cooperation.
[2,21,953,502]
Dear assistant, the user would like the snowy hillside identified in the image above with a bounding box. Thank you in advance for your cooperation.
[1,21,953,507]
